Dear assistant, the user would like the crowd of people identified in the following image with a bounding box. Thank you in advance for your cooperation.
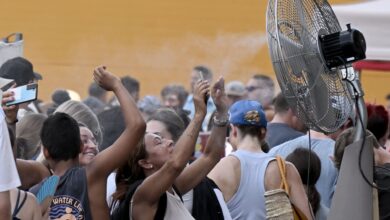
[0,56,390,219]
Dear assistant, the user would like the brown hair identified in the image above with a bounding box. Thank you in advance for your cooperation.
[286,148,321,213]
[334,128,379,170]
[147,108,184,142]
[236,125,268,152]
[112,108,185,202]
[16,113,47,159]
[112,138,146,202]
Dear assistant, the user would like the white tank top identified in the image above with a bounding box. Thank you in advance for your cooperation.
[165,190,195,220]
[130,189,194,220]
[227,149,274,220]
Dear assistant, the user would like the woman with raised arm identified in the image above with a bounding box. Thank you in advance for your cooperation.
[111,78,230,220]
[3,66,146,220]
[132,79,208,220]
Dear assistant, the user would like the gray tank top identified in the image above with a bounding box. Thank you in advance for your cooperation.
[227,150,274,220]
[49,167,92,220]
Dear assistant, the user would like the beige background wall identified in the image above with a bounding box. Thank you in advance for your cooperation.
[1,0,386,104]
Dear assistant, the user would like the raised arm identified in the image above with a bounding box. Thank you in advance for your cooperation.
[132,80,208,219]
[86,66,146,220]
[86,66,146,180]
[2,88,19,151]
[174,77,229,194]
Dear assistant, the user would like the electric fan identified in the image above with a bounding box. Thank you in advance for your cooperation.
[266,0,366,134]
[266,1,374,220]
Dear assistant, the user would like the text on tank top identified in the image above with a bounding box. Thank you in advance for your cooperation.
[49,167,92,220]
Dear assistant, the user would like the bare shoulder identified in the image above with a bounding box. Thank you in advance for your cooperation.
[265,160,300,191]
[16,191,41,220]
[25,191,39,203]
[208,155,240,180]
[208,155,241,202]
[285,161,301,181]
[264,159,281,191]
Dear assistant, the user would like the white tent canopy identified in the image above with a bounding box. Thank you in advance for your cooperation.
[332,0,390,61]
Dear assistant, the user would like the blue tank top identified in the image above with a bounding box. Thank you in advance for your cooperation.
[227,150,274,220]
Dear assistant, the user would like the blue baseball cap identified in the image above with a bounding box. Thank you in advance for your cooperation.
[229,100,267,128]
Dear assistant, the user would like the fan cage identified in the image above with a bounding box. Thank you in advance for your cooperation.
[266,0,353,134]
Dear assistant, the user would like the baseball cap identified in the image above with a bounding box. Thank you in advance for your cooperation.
[225,81,246,97]
[0,57,40,86]
[229,100,267,128]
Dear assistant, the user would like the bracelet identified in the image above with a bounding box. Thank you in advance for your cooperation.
[213,113,229,127]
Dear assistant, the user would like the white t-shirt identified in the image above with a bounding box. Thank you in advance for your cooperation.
[0,109,21,192]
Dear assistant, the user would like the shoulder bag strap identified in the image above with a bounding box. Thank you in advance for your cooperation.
[276,156,290,195]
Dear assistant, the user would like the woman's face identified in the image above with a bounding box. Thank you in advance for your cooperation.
[78,126,99,166]
[143,120,174,169]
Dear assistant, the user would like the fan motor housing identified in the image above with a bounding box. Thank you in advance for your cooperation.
[319,24,366,69]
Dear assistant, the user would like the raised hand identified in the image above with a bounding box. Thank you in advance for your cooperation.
[93,65,121,91]
[1,86,19,123]
[193,80,209,117]
[211,77,228,114]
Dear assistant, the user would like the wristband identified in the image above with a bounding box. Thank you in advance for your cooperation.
[213,113,229,127]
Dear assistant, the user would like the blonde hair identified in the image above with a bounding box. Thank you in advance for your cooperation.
[16,113,47,159]
[55,100,102,145]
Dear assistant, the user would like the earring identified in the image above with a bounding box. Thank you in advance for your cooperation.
[149,164,154,169]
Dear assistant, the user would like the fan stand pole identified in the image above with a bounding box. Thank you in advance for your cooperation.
[328,77,375,220]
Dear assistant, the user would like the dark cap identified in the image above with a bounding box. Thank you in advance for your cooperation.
[0,57,40,86]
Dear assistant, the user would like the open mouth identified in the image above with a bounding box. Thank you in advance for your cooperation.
[82,149,98,157]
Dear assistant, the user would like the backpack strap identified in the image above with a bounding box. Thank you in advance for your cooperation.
[12,190,28,217]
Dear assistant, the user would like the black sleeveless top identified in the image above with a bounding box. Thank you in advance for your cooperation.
[110,180,183,220]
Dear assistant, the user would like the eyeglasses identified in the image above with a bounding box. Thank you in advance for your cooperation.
[146,132,171,146]
[246,86,261,92]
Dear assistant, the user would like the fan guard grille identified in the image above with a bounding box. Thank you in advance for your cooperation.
[266,0,353,133]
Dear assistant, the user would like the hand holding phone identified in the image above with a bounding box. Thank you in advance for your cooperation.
[5,83,38,106]
[198,71,209,104]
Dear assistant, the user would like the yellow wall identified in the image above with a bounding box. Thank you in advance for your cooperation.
[2,0,383,104]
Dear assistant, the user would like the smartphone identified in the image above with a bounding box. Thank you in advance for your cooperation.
[198,71,209,104]
[6,83,38,106]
